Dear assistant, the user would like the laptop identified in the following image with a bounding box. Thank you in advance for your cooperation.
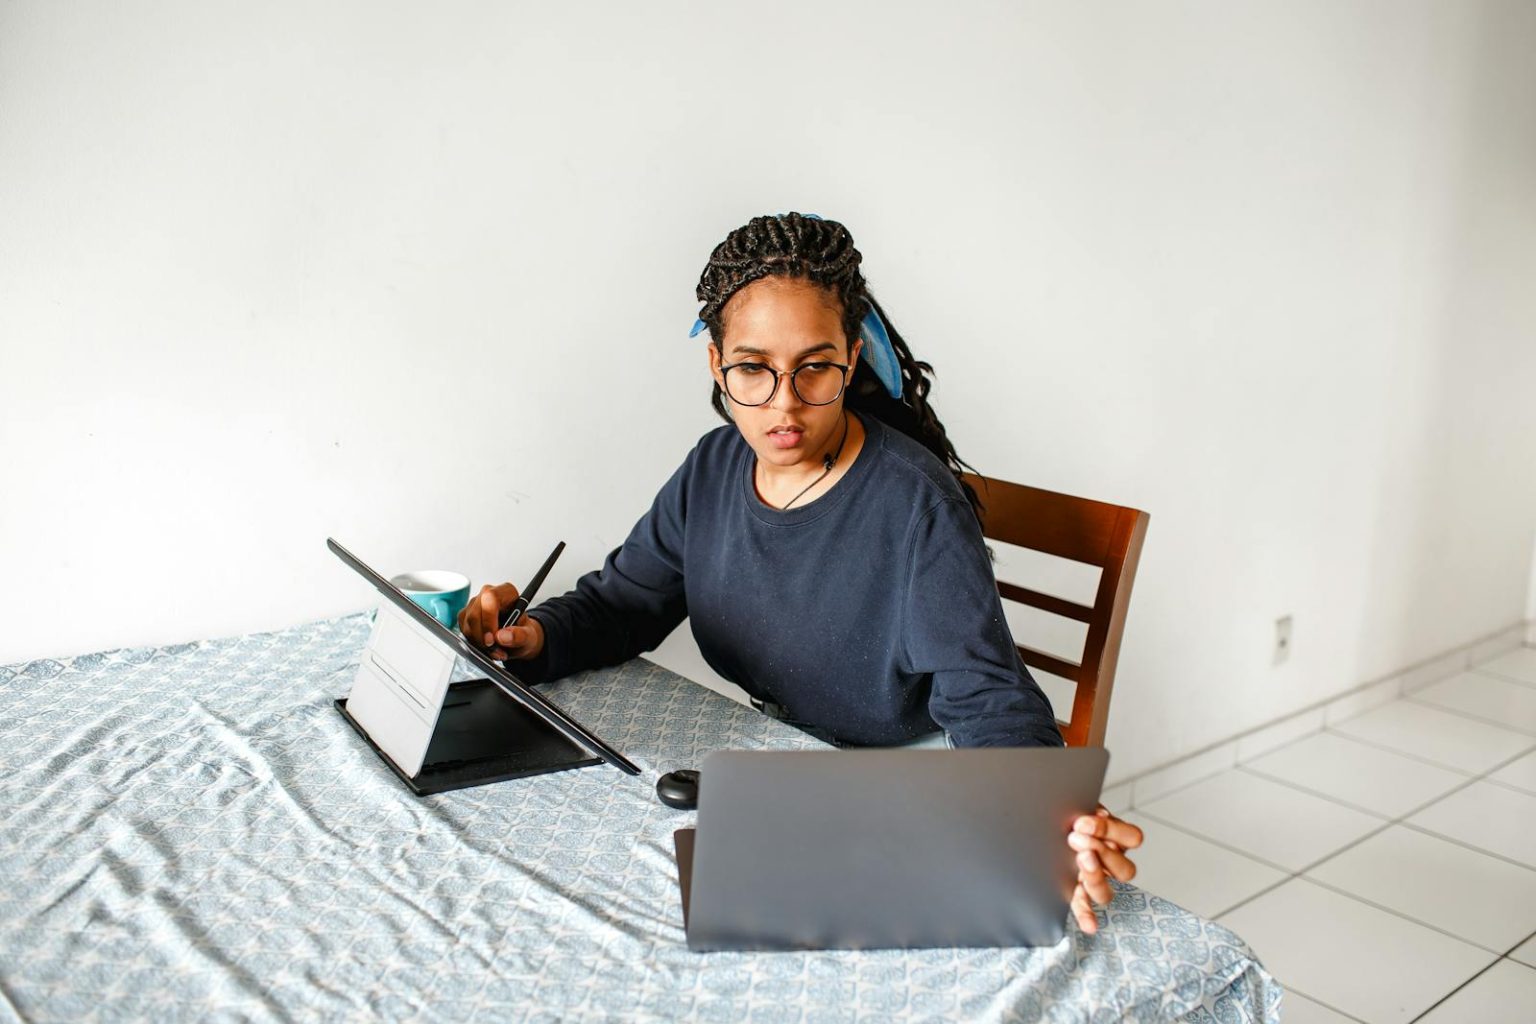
[674,746,1108,951]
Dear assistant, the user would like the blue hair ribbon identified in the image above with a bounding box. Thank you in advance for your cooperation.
[856,305,902,399]
[689,211,903,399]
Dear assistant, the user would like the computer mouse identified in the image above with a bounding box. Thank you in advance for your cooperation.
[655,769,701,811]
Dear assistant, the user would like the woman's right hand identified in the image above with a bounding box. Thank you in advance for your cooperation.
[458,583,546,661]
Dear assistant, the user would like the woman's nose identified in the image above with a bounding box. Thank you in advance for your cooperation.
[768,370,803,410]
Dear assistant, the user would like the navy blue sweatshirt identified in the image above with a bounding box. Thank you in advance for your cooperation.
[519,413,1063,749]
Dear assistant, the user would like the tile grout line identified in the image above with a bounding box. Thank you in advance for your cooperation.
[1469,666,1536,692]
[1300,873,1518,956]
[1233,763,1450,822]
[1254,742,1536,875]
[1393,819,1536,875]
[1463,773,1536,800]
[1124,748,1238,812]
[1185,812,1455,937]
[1283,826,1400,893]
[1213,849,1501,1022]
[1400,693,1536,737]
[1285,990,1370,1023]
[1317,723,1533,777]
[1503,925,1536,956]
[1404,956,1505,1023]
[1130,807,1297,876]
[1203,873,1297,926]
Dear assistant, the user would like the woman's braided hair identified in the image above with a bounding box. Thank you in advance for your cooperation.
[694,212,984,522]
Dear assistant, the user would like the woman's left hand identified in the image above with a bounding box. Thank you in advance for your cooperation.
[1067,806,1143,934]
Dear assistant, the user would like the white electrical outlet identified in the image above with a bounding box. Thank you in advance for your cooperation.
[1274,615,1293,665]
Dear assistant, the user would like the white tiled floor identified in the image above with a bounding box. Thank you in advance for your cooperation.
[1118,813,1287,919]
[1491,748,1536,794]
[1137,763,1387,872]
[1241,731,1466,817]
[1327,699,1533,773]
[1415,960,1536,1023]
[1123,642,1536,1022]
[1409,671,1536,734]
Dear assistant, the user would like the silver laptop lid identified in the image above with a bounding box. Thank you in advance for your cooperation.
[686,747,1108,951]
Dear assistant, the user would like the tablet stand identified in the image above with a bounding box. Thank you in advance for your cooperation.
[336,677,602,796]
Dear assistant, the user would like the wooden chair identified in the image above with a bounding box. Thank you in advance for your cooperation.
[960,473,1150,748]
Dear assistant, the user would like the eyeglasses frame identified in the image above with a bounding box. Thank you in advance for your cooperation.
[716,359,854,408]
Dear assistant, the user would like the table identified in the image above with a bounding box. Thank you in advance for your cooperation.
[0,611,1282,1022]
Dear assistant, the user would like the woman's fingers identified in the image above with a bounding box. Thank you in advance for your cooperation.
[1071,882,1098,934]
[461,585,487,641]
[482,616,543,661]
[1068,831,1138,883]
[477,586,501,646]
[495,625,533,650]
[1071,829,1125,930]
[460,583,527,652]
[1076,848,1113,905]
[1074,809,1144,851]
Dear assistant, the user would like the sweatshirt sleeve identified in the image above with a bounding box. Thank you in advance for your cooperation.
[515,453,691,685]
[902,498,1065,749]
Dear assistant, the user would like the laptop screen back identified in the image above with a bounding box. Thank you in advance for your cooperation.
[685,747,1108,951]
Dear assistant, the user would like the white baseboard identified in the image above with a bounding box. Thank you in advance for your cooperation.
[1466,624,1527,673]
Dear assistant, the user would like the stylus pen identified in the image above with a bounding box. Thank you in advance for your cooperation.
[497,541,565,631]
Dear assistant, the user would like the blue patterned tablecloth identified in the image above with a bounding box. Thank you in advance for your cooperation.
[0,612,1281,1022]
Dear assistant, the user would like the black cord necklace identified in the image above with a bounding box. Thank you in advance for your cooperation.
[776,412,851,511]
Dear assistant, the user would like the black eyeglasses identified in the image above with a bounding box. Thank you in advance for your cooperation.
[717,360,852,407]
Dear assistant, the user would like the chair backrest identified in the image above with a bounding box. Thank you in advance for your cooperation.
[960,473,1150,748]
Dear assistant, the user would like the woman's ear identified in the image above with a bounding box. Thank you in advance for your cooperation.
[847,336,864,369]
[706,340,725,388]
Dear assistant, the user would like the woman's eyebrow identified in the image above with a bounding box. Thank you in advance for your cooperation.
[729,342,839,358]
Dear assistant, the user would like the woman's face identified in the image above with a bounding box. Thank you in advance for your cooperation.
[707,277,863,472]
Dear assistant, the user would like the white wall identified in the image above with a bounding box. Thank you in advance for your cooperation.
[3,1,1534,781]
[1528,531,1536,643]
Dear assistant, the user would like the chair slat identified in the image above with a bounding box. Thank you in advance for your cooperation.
[1014,644,1082,682]
[964,472,1127,567]
[995,581,1094,623]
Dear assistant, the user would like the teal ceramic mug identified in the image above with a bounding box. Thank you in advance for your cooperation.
[389,570,472,629]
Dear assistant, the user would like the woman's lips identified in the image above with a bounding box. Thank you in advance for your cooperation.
[767,428,804,450]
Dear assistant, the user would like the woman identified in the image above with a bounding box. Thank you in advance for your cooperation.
[460,212,1141,933]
